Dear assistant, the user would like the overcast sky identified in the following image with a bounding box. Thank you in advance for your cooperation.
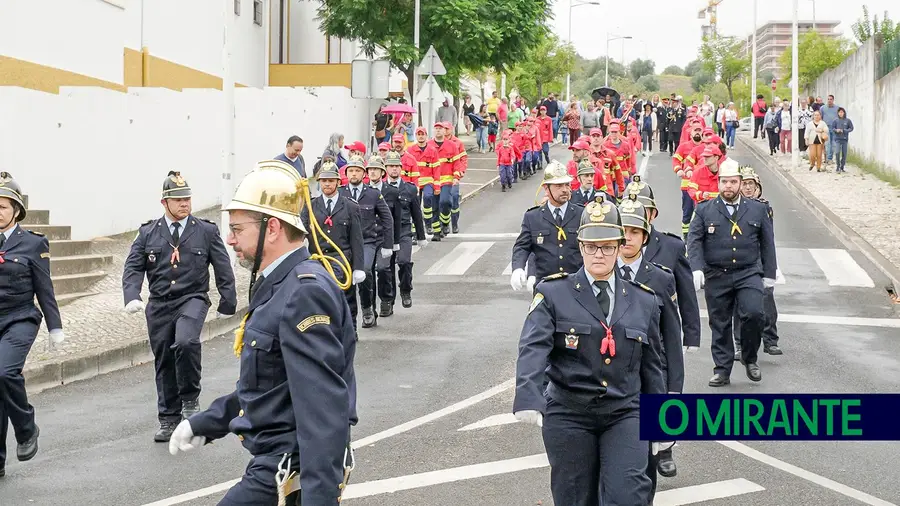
[551,0,896,71]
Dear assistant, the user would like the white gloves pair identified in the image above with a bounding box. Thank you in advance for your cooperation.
[168,420,206,456]
[510,268,536,292]
[692,270,705,292]
[380,248,393,259]
[352,270,367,285]
[514,410,543,427]
[125,299,145,314]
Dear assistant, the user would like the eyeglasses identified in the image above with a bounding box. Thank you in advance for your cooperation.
[581,243,618,256]
[228,221,261,234]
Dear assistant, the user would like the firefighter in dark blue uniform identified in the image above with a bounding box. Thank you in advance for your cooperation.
[510,161,583,292]
[624,175,700,480]
[123,171,237,442]
[365,155,403,318]
[169,160,357,506]
[383,151,427,309]
[0,172,63,476]
[513,200,668,506]
[687,160,777,387]
[617,193,683,500]
[570,159,614,207]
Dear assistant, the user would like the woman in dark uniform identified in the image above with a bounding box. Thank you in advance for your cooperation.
[512,200,667,506]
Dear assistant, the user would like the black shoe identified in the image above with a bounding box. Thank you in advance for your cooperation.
[657,449,677,478]
[16,426,39,462]
[0,467,5,478]
[401,292,412,308]
[154,421,177,443]
[362,307,377,328]
[745,363,762,382]
[379,301,394,317]
[442,226,450,236]
[182,399,200,420]
[501,186,507,192]
[412,238,418,246]
[452,225,459,234]
[764,345,783,355]
[708,374,731,387]
[431,232,441,242]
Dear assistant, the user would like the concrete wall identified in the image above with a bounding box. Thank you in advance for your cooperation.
[0,85,368,240]
[873,69,900,176]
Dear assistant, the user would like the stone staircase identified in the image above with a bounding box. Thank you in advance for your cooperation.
[21,196,113,305]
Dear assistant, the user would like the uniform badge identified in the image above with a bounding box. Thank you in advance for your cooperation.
[528,293,544,314]
[148,253,156,262]
[708,224,716,234]
[536,235,544,245]
[565,334,579,349]
[297,314,331,332]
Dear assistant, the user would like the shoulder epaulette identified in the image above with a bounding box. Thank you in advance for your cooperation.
[526,205,541,212]
[627,279,656,295]
[199,218,216,225]
[651,262,672,273]
[542,272,568,282]
[141,219,154,226]
[297,273,316,280]
[26,229,45,237]
[662,231,683,241]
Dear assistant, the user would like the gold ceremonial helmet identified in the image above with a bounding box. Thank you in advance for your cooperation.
[577,200,624,242]
[225,160,307,233]
[619,192,651,238]
[162,171,192,199]
[576,159,595,177]
[542,160,573,185]
[624,174,657,211]
[0,171,26,222]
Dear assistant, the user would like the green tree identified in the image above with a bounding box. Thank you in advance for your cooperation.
[699,36,750,102]
[317,0,551,102]
[661,65,684,75]
[508,32,575,102]
[684,59,703,76]
[629,59,656,80]
[636,74,660,92]
[852,5,900,43]
[571,55,626,99]
[462,68,496,103]
[779,31,854,88]
[691,70,715,92]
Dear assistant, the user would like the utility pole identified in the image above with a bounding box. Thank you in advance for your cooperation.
[751,0,757,118]
[791,0,800,170]
[413,0,421,124]
[220,0,236,265]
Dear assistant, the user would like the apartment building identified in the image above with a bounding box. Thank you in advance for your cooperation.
[741,20,842,79]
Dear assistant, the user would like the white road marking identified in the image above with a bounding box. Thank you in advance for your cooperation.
[424,242,494,275]
[502,262,512,275]
[142,379,516,506]
[720,441,898,506]
[440,232,520,240]
[655,478,765,506]
[461,168,500,172]
[458,413,519,431]
[460,182,488,186]
[776,268,786,284]
[698,310,900,328]
[809,248,875,288]
[411,245,420,255]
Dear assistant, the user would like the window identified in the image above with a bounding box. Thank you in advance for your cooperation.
[234,0,240,15]
[253,0,263,26]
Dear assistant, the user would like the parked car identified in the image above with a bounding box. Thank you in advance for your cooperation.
[739,117,752,131]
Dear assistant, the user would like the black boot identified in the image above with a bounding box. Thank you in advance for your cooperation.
[708,374,730,387]
[154,420,177,443]
[657,448,677,477]
[362,307,377,328]
[379,300,394,317]
[764,344,783,355]
[16,426,39,462]
[401,292,412,308]
[182,399,200,420]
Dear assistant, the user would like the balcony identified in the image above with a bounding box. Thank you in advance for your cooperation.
[268,63,351,88]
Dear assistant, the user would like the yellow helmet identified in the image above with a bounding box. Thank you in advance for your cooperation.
[225,160,307,234]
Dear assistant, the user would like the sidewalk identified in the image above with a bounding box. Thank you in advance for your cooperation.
[738,130,900,295]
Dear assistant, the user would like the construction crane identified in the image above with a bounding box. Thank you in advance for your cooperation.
[698,0,725,39]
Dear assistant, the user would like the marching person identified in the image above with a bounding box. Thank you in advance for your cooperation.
[169,160,357,505]
[673,119,704,237]
[687,160,777,387]
[0,172,64,476]
[570,159,612,206]
[340,156,393,328]
[513,200,667,506]
[428,123,463,239]
[366,156,403,318]
[301,162,366,330]
[383,151,427,308]
[123,171,236,442]
[511,161,582,292]
[686,144,726,205]
[442,122,468,234]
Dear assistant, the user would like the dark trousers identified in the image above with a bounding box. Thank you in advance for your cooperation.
[704,269,765,376]
[754,116,765,138]
[389,233,415,296]
[542,142,551,163]
[360,243,391,310]
[680,190,694,237]
[798,128,807,152]
[542,395,651,506]
[218,454,301,505]
[146,297,209,423]
[766,128,779,153]
[0,313,40,466]
[668,133,680,154]
[734,286,779,348]
[658,130,668,151]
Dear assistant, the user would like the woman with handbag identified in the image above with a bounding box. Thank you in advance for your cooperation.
[724,102,739,148]
[805,111,829,172]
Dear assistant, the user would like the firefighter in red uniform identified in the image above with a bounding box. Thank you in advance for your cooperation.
[687,144,725,204]
[428,123,462,238]
[686,131,722,176]
[566,140,592,191]
[673,119,705,238]
[443,122,467,234]
[537,106,554,164]
[528,116,543,172]
[407,127,439,237]
[602,122,630,197]
[512,122,531,181]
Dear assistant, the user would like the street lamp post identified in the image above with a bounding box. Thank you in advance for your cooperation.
[751,0,757,120]
[791,0,800,170]
[605,33,632,87]
[566,0,601,102]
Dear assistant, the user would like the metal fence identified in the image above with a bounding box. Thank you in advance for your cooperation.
[877,38,900,80]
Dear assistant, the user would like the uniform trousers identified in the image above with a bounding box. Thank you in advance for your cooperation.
[218,454,301,505]
[734,286,779,348]
[703,268,765,376]
[0,310,40,466]
[385,233,415,297]
[146,296,210,423]
[658,130,668,152]
[542,393,651,506]
[359,243,391,310]
[422,185,453,235]
[499,164,514,186]
[450,184,461,229]
[339,269,359,331]
[680,190,694,237]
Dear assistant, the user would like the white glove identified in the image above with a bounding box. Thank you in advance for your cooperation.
[49,329,65,344]
[652,441,676,455]
[215,312,232,320]
[676,170,685,178]
[168,420,206,456]
[418,238,428,249]
[392,244,400,252]
[125,299,145,313]
[352,270,367,285]
[692,270,705,291]
[685,170,693,179]
[510,268,527,291]
[380,248,393,258]
[514,410,543,427]
[762,277,776,288]
[683,346,699,354]
[526,276,536,292]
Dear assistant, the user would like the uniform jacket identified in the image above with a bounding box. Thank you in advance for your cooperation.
[602,139,629,191]
[687,197,777,279]
[405,143,438,189]
[644,227,701,348]
[496,144,519,166]
[666,106,686,133]
[189,248,357,505]
[569,187,612,207]
[673,139,701,189]
[302,194,365,273]
[370,181,403,247]
[387,179,426,241]
[686,163,721,204]
[513,268,665,414]
[0,226,62,330]
[512,202,583,279]
[629,260,684,393]
[123,215,237,314]
[339,185,394,248]
[427,139,463,188]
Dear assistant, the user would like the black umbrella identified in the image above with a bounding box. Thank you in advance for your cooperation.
[591,87,620,103]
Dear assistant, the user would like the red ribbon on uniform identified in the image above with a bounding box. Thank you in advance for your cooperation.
[0,253,5,264]
[324,215,333,227]
[599,322,615,357]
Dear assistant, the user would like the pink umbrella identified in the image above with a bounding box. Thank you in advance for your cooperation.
[381,103,417,114]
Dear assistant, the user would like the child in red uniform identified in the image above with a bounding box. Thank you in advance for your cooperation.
[496,133,519,191]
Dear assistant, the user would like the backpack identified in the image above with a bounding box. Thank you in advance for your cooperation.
[765,113,779,129]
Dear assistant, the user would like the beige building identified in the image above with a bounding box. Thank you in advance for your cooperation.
[742,20,842,79]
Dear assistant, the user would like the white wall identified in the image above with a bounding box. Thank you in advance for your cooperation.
[0,85,368,240]
[289,0,326,64]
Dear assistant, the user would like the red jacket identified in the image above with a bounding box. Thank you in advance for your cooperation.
[687,161,722,203]
[603,139,629,193]
[529,124,542,151]
[406,143,438,189]
[428,138,463,189]
[673,140,701,190]
[538,116,553,144]
[512,132,529,155]
[496,144,519,166]
[448,135,468,178]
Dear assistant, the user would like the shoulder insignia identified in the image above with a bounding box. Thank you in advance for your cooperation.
[199,218,216,225]
[627,279,656,295]
[651,262,672,273]
[671,292,678,302]
[528,293,544,314]
[542,272,568,282]
[41,252,51,259]
[296,314,331,332]
[526,205,541,212]
[26,230,45,237]
[662,231,683,241]
[141,219,154,226]
[296,273,317,280]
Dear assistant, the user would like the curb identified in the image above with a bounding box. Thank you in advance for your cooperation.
[738,136,900,295]
[24,305,249,395]
[461,175,501,204]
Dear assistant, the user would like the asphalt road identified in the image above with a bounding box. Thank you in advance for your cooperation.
[3,141,900,506]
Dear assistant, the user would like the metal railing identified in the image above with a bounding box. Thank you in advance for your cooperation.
[877,38,900,80]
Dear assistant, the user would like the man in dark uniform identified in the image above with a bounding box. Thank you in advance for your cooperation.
[340,156,393,328]
[301,162,366,331]
[169,160,357,506]
[570,160,613,207]
[383,151,427,309]
[365,156,403,318]
[513,200,667,506]
[617,193,683,498]
[666,96,686,155]
[657,97,670,153]
[687,159,777,387]
[0,172,64,476]
[510,161,582,292]
[123,171,237,442]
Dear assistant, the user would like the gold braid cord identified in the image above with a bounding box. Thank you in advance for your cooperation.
[297,178,352,291]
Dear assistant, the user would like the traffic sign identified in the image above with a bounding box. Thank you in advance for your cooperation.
[416,45,447,76]
[414,75,443,104]
[771,78,777,90]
